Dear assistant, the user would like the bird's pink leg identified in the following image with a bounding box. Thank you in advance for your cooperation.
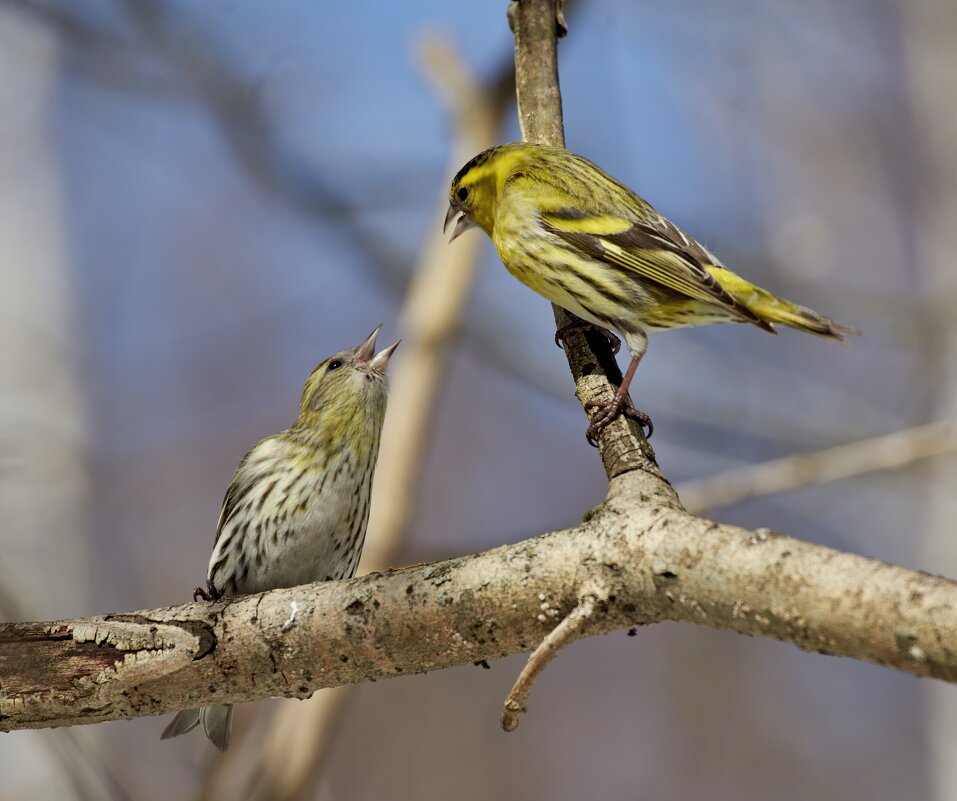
[584,355,653,446]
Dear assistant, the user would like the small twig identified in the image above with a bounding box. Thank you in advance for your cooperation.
[678,420,957,514]
[501,594,598,732]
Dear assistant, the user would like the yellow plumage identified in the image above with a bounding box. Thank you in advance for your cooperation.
[445,142,856,442]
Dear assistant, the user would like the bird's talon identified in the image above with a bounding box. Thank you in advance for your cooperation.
[193,586,216,602]
[622,406,654,438]
[584,397,653,445]
[554,321,621,355]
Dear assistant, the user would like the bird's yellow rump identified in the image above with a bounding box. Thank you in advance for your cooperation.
[445,142,856,443]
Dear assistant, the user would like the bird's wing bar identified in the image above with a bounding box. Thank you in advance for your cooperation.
[541,209,770,330]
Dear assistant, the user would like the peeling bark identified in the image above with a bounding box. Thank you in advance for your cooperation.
[3,472,955,732]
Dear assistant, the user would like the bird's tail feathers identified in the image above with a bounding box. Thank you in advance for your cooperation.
[762,300,860,341]
[202,704,234,751]
[708,267,859,342]
[160,704,233,751]
[160,708,201,740]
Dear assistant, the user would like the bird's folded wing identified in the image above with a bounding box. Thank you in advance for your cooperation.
[213,436,280,545]
[540,209,765,327]
[215,475,246,543]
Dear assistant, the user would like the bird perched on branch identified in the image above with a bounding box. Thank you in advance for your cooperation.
[445,143,856,445]
[161,326,398,750]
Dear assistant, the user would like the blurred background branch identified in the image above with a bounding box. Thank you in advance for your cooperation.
[198,33,511,801]
[677,420,957,514]
[903,2,957,800]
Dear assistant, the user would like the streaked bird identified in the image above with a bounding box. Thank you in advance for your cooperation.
[161,326,398,750]
[446,142,856,444]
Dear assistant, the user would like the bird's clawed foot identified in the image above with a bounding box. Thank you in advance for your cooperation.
[554,321,621,355]
[584,397,653,447]
[193,585,218,602]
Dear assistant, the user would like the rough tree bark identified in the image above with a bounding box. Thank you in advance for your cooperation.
[1,0,954,737]
[3,470,957,733]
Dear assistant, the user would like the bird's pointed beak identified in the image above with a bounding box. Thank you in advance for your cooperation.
[444,203,475,242]
[369,339,400,374]
[443,203,458,234]
[355,325,381,365]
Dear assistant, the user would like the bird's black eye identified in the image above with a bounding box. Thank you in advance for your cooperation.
[456,186,469,202]
[327,359,344,371]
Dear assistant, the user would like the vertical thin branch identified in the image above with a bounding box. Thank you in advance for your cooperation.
[509,0,566,147]
[509,0,654,477]
[498,0,666,733]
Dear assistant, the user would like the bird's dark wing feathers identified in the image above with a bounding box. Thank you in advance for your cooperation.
[542,208,771,330]
[213,454,258,546]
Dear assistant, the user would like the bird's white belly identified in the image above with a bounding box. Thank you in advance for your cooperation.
[249,470,367,592]
[208,449,373,597]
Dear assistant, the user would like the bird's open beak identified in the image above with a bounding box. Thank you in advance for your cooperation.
[444,203,475,242]
[356,325,399,374]
[370,340,400,374]
[355,325,381,365]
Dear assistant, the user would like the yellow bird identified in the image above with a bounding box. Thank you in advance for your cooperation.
[446,142,855,444]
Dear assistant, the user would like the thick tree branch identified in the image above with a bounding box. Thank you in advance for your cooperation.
[3,473,955,733]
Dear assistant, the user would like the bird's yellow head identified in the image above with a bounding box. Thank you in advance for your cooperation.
[445,143,534,240]
[296,326,399,430]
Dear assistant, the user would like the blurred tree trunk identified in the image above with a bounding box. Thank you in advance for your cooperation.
[0,7,93,800]
[904,2,957,799]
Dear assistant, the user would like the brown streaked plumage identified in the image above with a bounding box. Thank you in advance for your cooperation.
[161,327,398,750]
